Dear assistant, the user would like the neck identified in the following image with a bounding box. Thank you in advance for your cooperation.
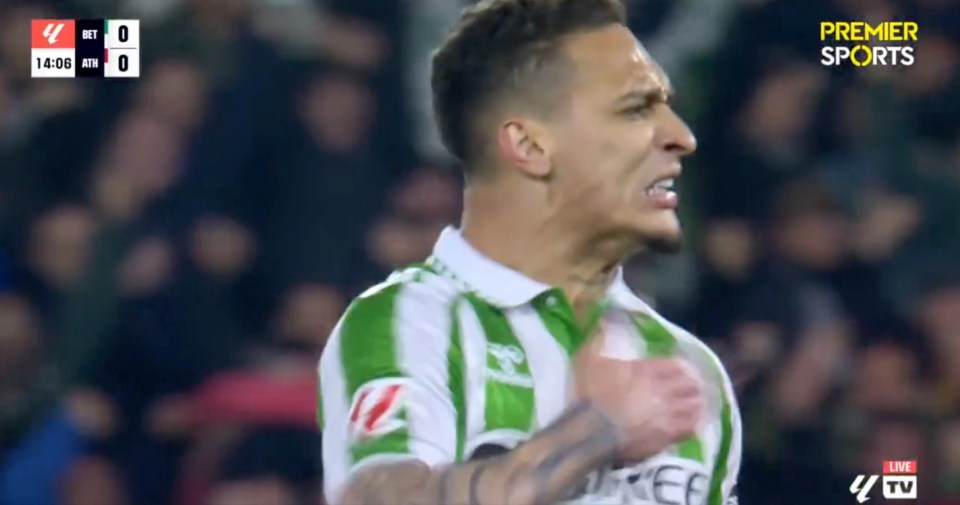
[461,181,633,311]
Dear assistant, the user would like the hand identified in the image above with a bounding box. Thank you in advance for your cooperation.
[574,333,705,461]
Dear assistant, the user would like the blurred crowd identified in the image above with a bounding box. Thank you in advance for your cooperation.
[0,0,957,504]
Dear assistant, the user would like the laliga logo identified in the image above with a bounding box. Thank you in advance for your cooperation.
[348,380,407,442]
[43,22,65,45]
[849,460,918,502]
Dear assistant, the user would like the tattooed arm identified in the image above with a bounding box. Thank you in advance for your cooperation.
[336,401,620,505]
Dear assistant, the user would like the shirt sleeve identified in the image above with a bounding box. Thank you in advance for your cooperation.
[660,316,743,505]
[716,342,742,504]
[318,277,462,502]
[723,397,743,504]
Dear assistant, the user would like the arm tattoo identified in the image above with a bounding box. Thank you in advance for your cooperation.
[336,401,620,505]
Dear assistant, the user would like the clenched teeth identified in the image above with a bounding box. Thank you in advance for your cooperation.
[646,178,676,196]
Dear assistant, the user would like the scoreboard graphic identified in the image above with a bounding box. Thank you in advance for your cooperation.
[31,19,140,78]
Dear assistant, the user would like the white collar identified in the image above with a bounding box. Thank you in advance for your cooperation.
[428,227,653,313]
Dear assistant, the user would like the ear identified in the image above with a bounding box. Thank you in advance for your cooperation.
[497,118,553,178]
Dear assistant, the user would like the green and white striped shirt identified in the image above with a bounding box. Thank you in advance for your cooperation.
[319,227,742,504]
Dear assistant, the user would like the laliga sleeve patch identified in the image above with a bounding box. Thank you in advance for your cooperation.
[348,379,408,442]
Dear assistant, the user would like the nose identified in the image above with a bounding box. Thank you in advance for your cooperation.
[655,105,697,156]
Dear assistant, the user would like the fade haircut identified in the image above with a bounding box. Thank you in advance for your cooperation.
[431,0,626,169]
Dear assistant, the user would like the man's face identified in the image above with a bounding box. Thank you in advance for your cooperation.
[547,25,695,253]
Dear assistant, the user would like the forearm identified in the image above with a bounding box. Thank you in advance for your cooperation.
[337,401,620,505]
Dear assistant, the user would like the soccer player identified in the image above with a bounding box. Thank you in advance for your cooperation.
[317,0,742,504]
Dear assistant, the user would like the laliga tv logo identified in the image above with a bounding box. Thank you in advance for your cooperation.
[42,22,66,45]
[850,460,918,503]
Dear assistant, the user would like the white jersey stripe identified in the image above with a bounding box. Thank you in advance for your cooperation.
[318,321,351,502]
[507,307,571,430]
[394,280,457,466]
[458,298,489,455]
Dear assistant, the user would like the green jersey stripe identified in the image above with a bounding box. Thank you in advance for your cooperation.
[532,292,607,356]
[335,269,465,467]
[465,294,536,434]
[339,283,404,397]
[695,342,736,505]
[634,315,706,464]
[338,283,408,463]
[709,391,734,505]
[351,415,409,462]
[532,296,578,356]
[447,296,468,461]
[635,315,676,358]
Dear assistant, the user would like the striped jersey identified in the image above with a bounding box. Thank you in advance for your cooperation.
[319,227,742,505]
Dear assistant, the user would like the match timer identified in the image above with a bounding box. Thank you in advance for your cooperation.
[31,19,140,78]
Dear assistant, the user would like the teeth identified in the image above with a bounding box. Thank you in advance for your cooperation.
[646,178,676,195]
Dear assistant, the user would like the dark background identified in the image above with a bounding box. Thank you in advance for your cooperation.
[0,0,958,504]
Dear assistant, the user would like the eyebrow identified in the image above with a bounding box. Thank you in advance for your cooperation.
[615,86,674,106]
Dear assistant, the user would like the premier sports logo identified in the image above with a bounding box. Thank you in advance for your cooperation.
[850,460,918,502]
[820,21,917,67]
[348,379,407,443]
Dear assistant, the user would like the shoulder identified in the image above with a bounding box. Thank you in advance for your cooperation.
[611,281,730,381]
[638,303,733,390]
[322,265,464,365]
[349,264,463,319]
[663,317,723,374]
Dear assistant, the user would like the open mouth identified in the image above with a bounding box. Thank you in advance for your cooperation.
[645,177,676,197]
[643,175,680,209]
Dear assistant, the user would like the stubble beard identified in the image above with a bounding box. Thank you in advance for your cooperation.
[643,231,683,255]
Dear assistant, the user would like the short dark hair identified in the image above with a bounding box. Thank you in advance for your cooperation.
[431,0,626,167]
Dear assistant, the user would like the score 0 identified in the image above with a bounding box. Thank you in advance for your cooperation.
[105,19,139,78]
